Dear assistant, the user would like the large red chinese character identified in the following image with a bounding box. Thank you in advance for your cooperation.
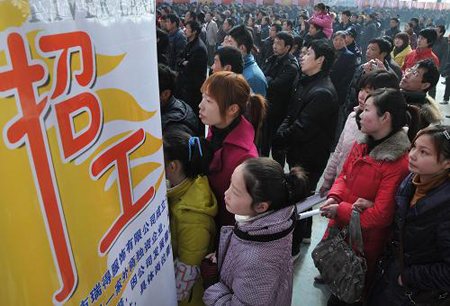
[54,92,102,162]
[39,31,95,99]
[1,32,77,304]
[90,129,156,255]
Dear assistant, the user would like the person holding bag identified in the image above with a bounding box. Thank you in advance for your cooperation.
[319,88,421,306]
[366,125,450,306]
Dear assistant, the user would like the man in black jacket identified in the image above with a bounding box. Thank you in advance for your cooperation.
[361,14,377,62]
[385,17,400,38]
[260,31,299,164]
[177,21,208,135]
[273,39,337,253]
[158,64,199,136]
[259,23,281,66]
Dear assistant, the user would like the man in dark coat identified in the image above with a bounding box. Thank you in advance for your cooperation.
[272,40,338,254]
[158,64,199,136]
[361,14,377,62]
[385,17,401,38]
[260,31,299,164]
[432,25,448,73]
[166,14,187,70]
[176,21,208,135]
[345,27,362,66]
[259,23,281,66]
[337,10,352,32]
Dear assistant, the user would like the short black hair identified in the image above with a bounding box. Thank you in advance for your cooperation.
[307,39,335,73]
[358,70,399,91]
[368,38,392,58]
[342,10,351,17]
[167,13,180,27]
[275,31,294,50]
[186,21,201,38]
[186,11,196,20]
[263,16,270,24]
[419,28,438,47]
[390,17,399,24]
[284,20,294,29]
[215,46,244,74]
[436,25,446,35]
[271,23,282,33]
[293,36,304,49]
[229,24,254,54]
[416,59,440,92]
[158,64,177,94]
[224,17,235,27]
[310,22,324,32]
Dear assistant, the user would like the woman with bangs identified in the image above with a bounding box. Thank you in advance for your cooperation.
[198,71,267,230]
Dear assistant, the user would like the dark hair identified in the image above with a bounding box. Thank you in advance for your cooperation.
[416,59,440,92]
[224,17,235,28]
[307,39,335,73]
[382,35,394,53]
[366,88,421,141]
[394,32,410,46]
[333,30,347,39]
[271,23,282,33]
[201,71,267,138]
[197,12,205,24]
[229,24,254,54]
[186,11,197,20]
[314,3,329,13]
[419,28,438,47]
[310,22,324,33]
[436,25,446,35]
[390,17,399,24]
[358,70,399,91]
[293,36,304,49]
[215,46,244,74]
[368,38,392,58]
[342,10,351,18]
[168,13,180,27]
[157,28,169,54]
[299,14,308,21]
[158,64,177,93]
[186,20,201,38]
[413,125,450,162]
[242,158,309,211]
[163,130,213,178]
[276,31,294,50]
[410,17,419,25]
[284,20,294,29]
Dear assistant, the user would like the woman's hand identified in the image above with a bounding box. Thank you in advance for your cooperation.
[321,198,339,219]
[205,252,217,264]
[352,198,374,213]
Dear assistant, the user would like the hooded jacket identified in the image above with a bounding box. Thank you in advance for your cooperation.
[168,176,218,306]
[402,90,443,129]
[203,206,295,306]
[161,96,199,135]
[326,130,410,290]
[402,48,440,72]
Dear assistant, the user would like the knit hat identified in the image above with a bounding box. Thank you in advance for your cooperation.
[418,28,438,47]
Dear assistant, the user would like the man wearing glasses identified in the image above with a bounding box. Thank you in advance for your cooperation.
[400,59,443,129]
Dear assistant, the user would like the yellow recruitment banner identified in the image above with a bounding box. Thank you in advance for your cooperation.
[0,0,176,305]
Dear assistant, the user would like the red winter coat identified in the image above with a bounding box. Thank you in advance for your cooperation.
[207,116,259,230]
[324,130,410,292]
[401,47,440,72]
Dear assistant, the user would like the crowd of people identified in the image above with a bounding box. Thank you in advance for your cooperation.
[155,2,450,305]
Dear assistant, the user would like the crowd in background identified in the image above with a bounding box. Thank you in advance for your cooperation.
[155,2,450,306]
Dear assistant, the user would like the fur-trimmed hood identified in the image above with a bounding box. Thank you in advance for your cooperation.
[421,95,443,124]
[357,130,411,162]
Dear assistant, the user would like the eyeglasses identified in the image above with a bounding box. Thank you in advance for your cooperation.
[405,68,420,77]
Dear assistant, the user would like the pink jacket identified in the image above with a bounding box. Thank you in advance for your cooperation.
[207,116,259,229]
[322,111,359,189]
[309,13,333,39]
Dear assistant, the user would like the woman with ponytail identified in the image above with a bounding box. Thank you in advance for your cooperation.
[200,157,309,306]
[199,71,267,230]
[320,88,422,305]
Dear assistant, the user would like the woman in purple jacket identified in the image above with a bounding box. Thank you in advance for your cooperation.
[200,158,310,306]
[199,71,266,230]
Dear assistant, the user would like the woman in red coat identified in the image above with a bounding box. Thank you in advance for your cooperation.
[320,88,421,306]
[199,71,266,230]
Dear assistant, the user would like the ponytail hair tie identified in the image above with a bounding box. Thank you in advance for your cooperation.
[444,130,450,141]
[188,137,203,161]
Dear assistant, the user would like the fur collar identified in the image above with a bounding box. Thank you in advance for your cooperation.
[421,96,443,124]
[356,130,411,162]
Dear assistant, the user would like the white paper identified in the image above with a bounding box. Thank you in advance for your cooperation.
[299,209,322,220]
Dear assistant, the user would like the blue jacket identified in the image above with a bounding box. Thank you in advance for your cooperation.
[243,54,267,97]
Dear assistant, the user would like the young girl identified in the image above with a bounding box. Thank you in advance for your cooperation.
[200,157,310,305]
[320,88,421,305]
[164,130,218,306]
[309,3,333,39]
[320,70,399,196]
[366,125,450,306]
[199,71,266,230]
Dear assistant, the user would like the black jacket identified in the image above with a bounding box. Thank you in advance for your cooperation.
[361,21,377,47]
[385,27,400,38]
[432,36,448,72]
[330,47,356,106]
[262,53,299,130]
[347,41,362,66]
[273,70,338,168]
[259,37,274,66]
[161,96,199,135]
[178,37,208,90]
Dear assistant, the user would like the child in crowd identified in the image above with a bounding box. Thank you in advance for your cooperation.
[199,71,266,230]
[309,3,333,39]
[321,88,421,305]
[200,158,310,305]
[320,70,399,196]
[367,125,450,306]
[164,130,218,306]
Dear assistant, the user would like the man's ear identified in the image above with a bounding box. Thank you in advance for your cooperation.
[421,82,431,92]
[160,89,172,103]
[253,201,270,214]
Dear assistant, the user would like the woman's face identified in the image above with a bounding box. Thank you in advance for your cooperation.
[199,91,224,127]
[404,24,411,32]
[224,165,256,217]
[309,24,318,36]
[394,38,404,48]
[409,134,450,178]
[359,98,386,136]
[333,35,346,50]
[358,87,372,109]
